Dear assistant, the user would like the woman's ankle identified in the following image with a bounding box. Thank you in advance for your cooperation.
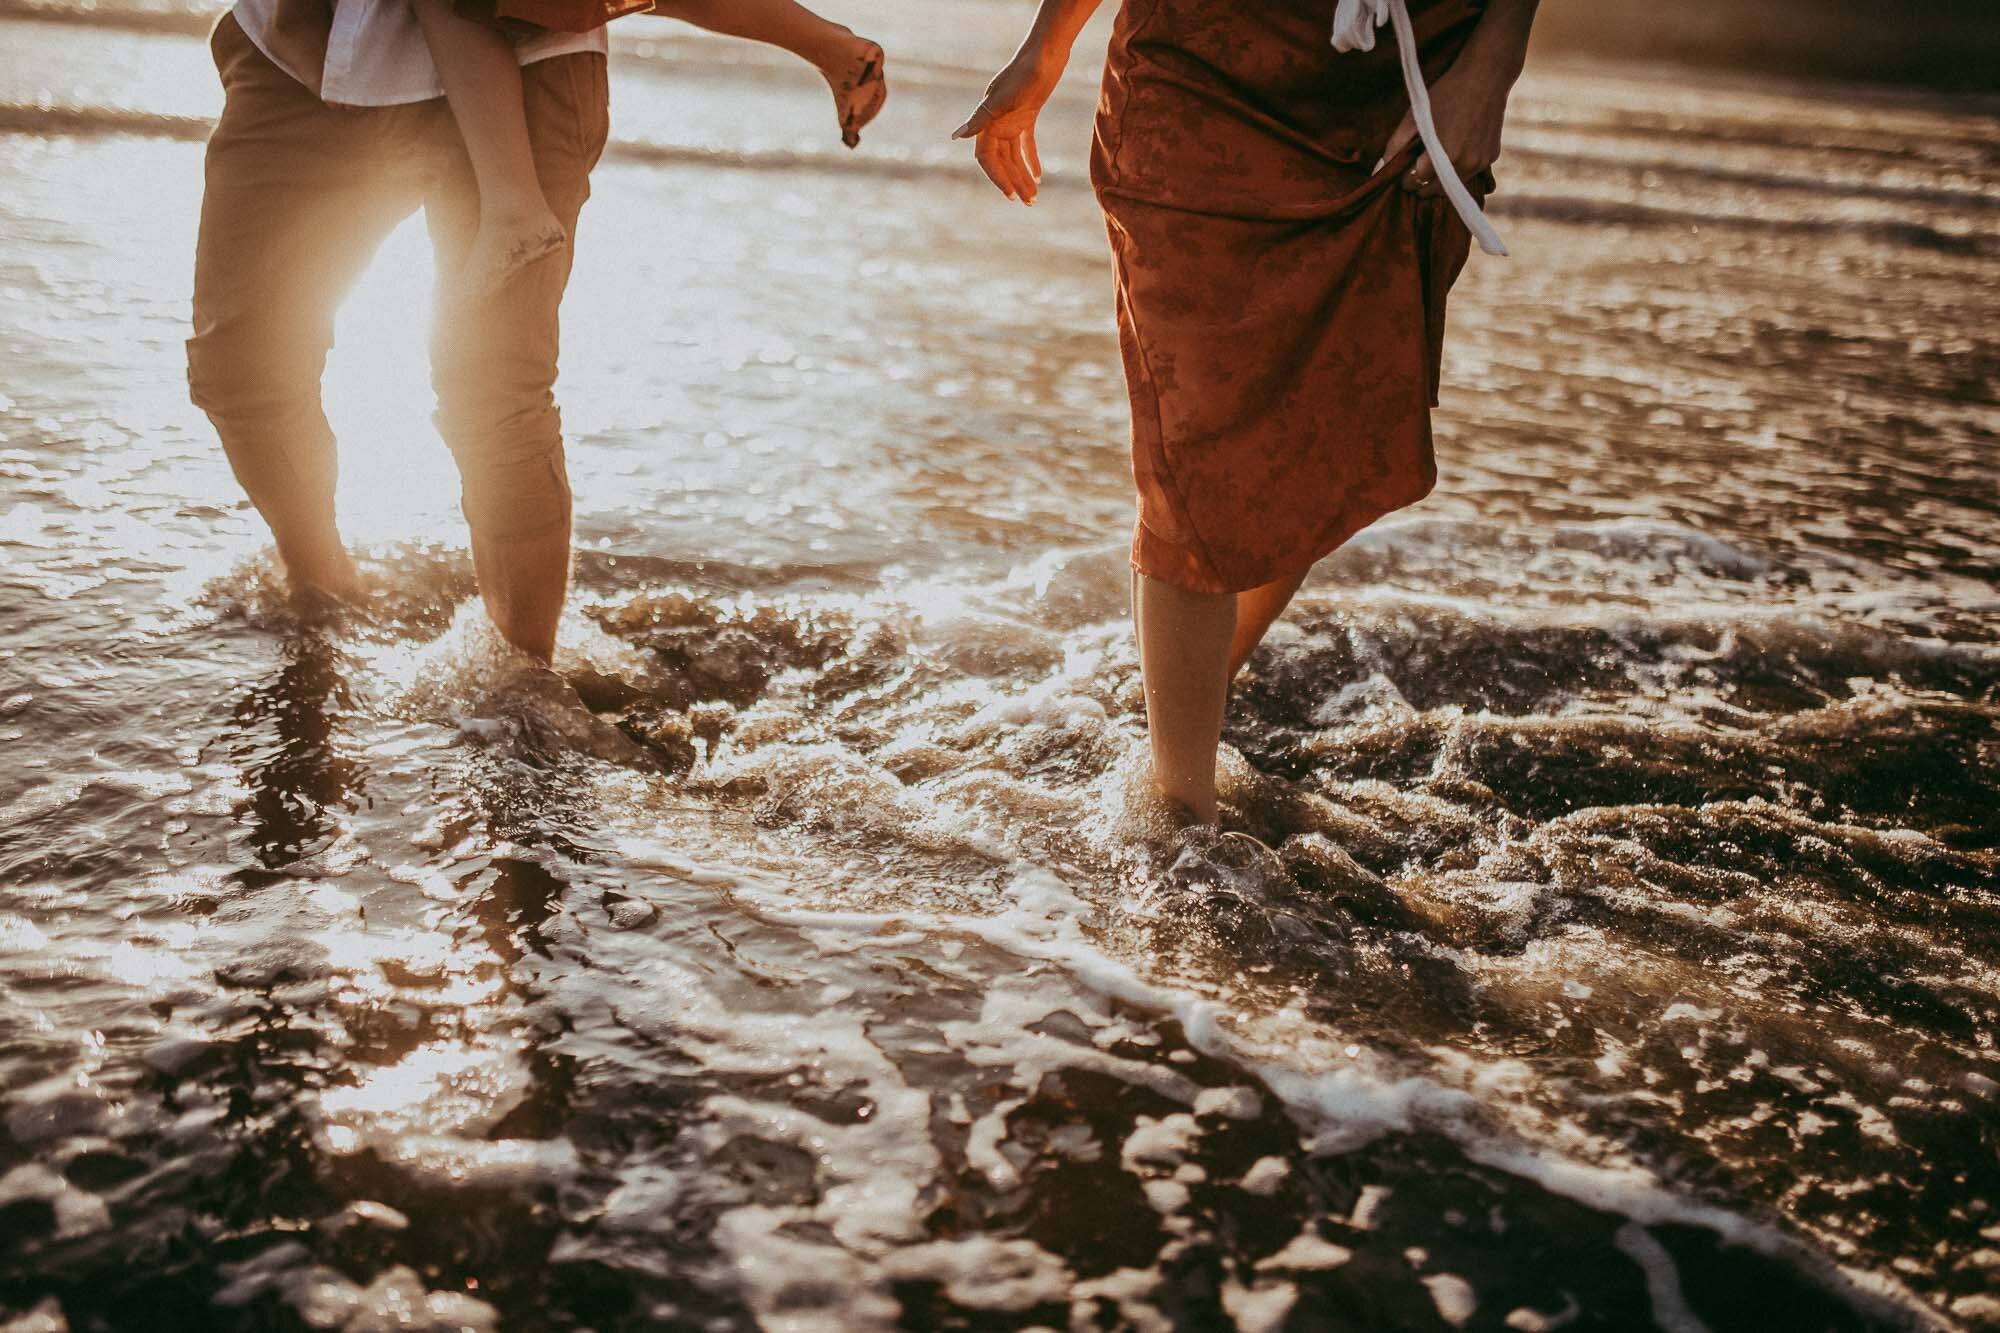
[1151,773,1218,827]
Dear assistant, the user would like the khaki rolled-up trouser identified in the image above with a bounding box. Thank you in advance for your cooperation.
[187,13,609,545]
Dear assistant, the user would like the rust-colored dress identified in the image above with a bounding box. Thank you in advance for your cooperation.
[1092,0,1493,594]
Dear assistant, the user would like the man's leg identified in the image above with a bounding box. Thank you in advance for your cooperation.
[188,14,417,598]
[421,52,608,661]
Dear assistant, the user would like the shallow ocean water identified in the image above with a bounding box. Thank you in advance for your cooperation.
[0,3,1997,1330]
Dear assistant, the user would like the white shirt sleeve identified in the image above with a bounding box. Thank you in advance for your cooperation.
[230,0,608,108]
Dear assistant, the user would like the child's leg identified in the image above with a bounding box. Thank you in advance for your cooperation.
[410,0,566,293]
[654,0,886,147]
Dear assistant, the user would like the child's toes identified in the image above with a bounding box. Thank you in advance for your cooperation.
[464,219,566,299]
[831,40,886,148]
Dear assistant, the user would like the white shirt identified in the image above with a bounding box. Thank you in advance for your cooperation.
[232,0,607,107]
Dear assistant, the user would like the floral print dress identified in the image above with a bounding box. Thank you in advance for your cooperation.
[1092,0,1493,593]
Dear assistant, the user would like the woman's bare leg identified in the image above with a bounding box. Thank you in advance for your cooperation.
[1228,570,1308,678]
[652,0,886,146]
[410,0,566,294]
[1135,571,1237,825]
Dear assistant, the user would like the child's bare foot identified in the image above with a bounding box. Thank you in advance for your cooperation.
[823,35,886,149]
[461,205,566,299]
[275,531,366,606]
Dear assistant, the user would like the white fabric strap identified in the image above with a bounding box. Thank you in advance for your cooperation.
[1332,0,1508,256]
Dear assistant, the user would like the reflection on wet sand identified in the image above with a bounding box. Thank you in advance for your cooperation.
[229,631,361,869]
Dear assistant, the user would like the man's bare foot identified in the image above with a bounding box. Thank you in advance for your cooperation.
[461,206,566,299]
[279,545,367,615]
[823,36,886,149]
[271,527,364,598]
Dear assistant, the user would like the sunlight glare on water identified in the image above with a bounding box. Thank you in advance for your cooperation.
[323,218,461,547]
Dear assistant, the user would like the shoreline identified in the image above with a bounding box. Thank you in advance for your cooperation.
[2,0,1999,97]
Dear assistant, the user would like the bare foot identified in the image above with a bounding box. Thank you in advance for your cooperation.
[461,206,566,299]
[275,533,366,605]
[281,548,367,620]
[823,36,886,149]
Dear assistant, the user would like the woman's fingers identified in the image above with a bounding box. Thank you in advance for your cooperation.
[994,132,1036,203]
[1010,143,1038,204]
[951,103,992,140]
[972,133,1016,199]
[972,131,1038,203]
[1402,149,1440,196]
[1377,112,1418,173]
[1404,147,1497,197]
[1013,131,1039,204]
[955,65,1043,204]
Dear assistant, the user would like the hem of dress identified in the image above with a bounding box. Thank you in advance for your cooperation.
[1109,226,1231,595]
[1131,488,1431,597]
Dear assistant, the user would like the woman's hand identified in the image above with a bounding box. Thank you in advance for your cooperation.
[1381,0,1536,199]
[953,48,1064,205]
[1381,58,1510,198]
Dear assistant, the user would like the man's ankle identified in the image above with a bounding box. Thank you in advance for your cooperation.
[276,535,362,600]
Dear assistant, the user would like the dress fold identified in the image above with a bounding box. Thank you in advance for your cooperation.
[1092,0,1491,593]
